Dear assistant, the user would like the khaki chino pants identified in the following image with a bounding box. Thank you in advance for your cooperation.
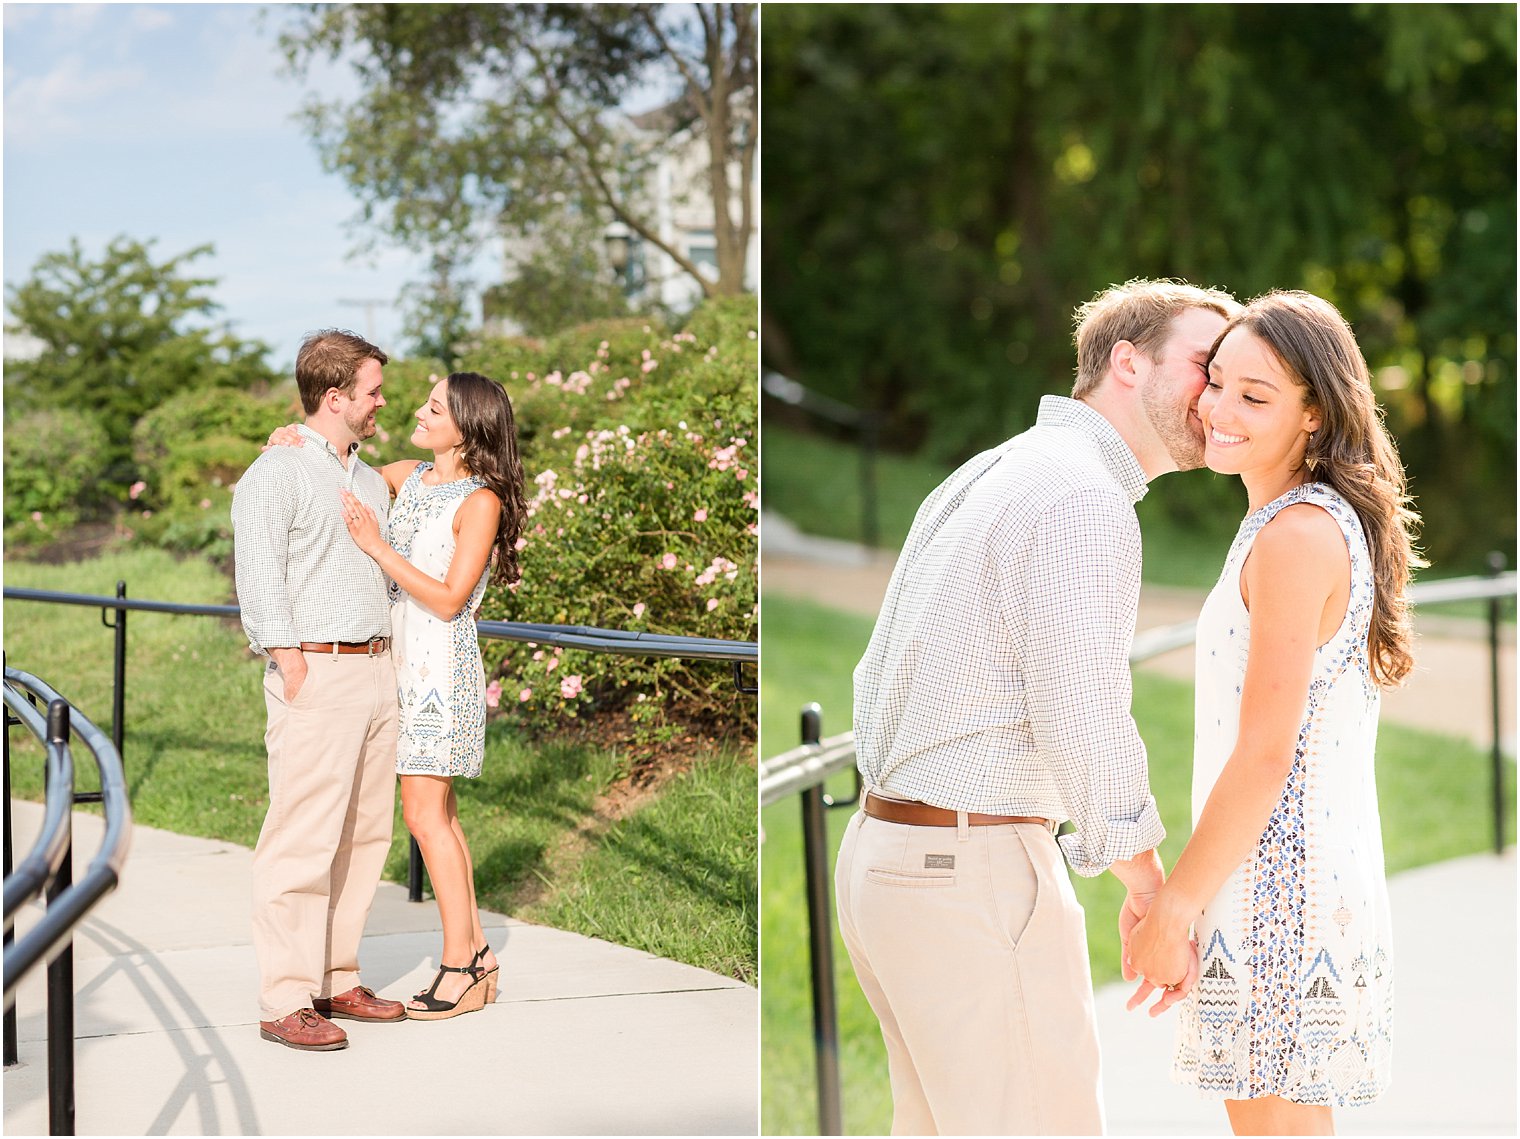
[252,650,398,1021]
[835,811,1105,1136]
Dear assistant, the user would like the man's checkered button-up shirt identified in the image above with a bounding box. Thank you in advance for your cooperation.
[231,424,393,655]
[853,395,1166,876]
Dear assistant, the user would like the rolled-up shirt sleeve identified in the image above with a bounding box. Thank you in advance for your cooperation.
[232,454,300,655]
[1003,487,1165,876]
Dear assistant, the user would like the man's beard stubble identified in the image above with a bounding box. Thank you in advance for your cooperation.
[1142,382,1205,472]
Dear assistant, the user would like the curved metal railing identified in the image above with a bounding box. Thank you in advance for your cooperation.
[3,669,133,997]
[3,665,132,1135]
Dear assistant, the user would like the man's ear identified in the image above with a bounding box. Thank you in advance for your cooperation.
[1109,339,1143,392]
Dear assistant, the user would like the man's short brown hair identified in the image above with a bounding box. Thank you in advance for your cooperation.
[1071,279,1238,398]
[295,329,389,414]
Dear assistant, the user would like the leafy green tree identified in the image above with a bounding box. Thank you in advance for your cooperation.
[762,4,1515,570]
[279,3,756,348]
[5,236,278,484]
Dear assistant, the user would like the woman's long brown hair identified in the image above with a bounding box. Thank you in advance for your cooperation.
[445,372,528,587]
[1216,291,1425,686]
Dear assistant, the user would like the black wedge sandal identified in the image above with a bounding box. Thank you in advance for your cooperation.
[405,962,487,1021]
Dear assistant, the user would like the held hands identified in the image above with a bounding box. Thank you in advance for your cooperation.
[338,489,384,556]
[261,423,304,452]
[1125,900,1200,1017]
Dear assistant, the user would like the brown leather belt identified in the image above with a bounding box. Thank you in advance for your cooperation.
[864,792,1053,830]
[299,638,390,656]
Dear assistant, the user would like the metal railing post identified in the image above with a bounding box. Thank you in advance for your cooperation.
[43,700,75,1136]
[799,703,843,1135]
[3,654,16,1069]
[408,836,425,903]
[101,581,127,764]
[1488,552,1507,855]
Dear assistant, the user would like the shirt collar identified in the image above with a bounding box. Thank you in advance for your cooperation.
[1034,395,1149,505]
[296,423,360,462]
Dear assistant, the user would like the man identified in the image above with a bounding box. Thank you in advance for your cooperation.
[840,279,1238,1133]
[232,328,405,1051]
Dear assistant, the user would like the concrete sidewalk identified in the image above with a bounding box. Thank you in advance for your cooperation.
[1096,851,1517,1135]
[3,802,758,1136]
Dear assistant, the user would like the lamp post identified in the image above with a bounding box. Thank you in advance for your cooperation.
[603,223,631,290]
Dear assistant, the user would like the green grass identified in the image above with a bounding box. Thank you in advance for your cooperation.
[527,750,758,983]
[761,423,955,553]
[759,591,1514,1135]
[4,549,756,981]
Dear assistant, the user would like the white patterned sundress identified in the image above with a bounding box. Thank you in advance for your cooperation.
[1172,482,1394,1107]
[386,463,491,778]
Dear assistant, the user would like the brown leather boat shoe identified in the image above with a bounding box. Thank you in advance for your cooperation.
[259,1008,348,1051]
[314,984,406,1022]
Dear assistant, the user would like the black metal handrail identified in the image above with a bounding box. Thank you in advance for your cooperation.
[1,588,758,663]
[3,695,73,926]
[760,565,1516,1135]
[3,666,132,1136]
[2,583,757,902]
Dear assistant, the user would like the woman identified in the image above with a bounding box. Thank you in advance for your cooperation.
[1126,291,1422,1134]
[270,371,528,1020]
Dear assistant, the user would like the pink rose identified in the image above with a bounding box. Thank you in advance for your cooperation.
[519,688,532,702]
[560,674,584,699]
[706,598,720,611]
[485,681,502,709]
[661,553,678,570]
[632,602,646,618]
[693,508,708,522]
[128,481,147,500]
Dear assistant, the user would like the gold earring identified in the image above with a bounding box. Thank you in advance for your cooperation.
[1305,433,1318,474]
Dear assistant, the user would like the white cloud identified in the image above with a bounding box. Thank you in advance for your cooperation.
[131,7,174,33]
[4,52,146,144]
[53,4,105,35]
[3,6,43,33]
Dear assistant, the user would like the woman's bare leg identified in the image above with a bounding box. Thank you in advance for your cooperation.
[401,774,478,1006]
[445,783,497,974]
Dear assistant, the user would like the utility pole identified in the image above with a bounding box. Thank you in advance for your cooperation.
[337,298,391,346]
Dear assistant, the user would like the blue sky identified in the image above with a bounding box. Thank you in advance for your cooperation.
[4,2,495,369]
